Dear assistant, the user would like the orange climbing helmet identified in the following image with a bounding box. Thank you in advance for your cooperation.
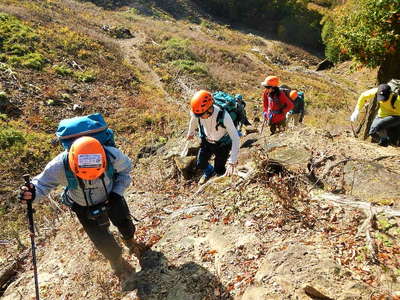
[190,90,213,115]
[289,90,298,100]
[68,136,107,180]
[261,76,280,87]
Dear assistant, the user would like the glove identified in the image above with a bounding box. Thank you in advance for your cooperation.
[224,162,237,176]
[262,112,267,119]
[19,184,35,202]
[350,108,359,122]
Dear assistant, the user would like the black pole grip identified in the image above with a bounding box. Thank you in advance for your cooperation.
[22,174,36,202]
[23,174,30,184]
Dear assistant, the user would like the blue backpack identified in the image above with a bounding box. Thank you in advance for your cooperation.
[56,113,116,149]
[212,91,246,129]
[55,113,116,191]
[197,92,247,145]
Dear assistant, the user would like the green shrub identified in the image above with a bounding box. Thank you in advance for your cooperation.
[0,91,7,102]
[0,126,25,150]
[171,59,208,76]
[74,70,96,82]
[0,13,45,70]
[161,38,196,61]
[53,64,73,76]
[321,0,399,67]
[53,26,102,57]
[0,119,56,171]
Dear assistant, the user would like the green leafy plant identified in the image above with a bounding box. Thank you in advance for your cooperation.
[74,70,96,82]
[0,126,25,150]
[0,91,8,102]
[53,64,73,76]
[321,0,399,80]
[161,38,196,61]
[0,13,45,70]
[170,59,208,76]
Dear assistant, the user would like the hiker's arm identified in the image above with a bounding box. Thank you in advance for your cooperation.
[31,154,67,202]
[223,115,240,164]
[351,88,377,122]
[187,113,197,138]
[356,88,378,111]
[107,148,132,196]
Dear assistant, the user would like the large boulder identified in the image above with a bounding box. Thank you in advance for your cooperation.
[343,160,400,206]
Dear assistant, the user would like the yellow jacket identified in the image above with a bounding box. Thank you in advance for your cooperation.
[356,88,400,118]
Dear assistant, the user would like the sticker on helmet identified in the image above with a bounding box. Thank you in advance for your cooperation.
[78,154,102,168]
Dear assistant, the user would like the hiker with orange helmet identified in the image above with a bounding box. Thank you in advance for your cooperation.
[286,89,305,127]
[19,135,146,279]
[186,90,240,184]
[261,76,294,134]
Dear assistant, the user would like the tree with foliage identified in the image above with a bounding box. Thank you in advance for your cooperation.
[322,0,400,83]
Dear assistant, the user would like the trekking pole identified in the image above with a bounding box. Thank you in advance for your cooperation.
[23,174,40,300]
[260,119,266,134]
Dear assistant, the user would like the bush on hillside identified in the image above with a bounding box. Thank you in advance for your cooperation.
[321,0,399,81]
[161,38,197,61]
[53,64,74,76]
[170,60,208,76]
[0,13,46,70]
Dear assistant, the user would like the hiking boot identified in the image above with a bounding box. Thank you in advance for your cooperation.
[109,256,133,276]
[122,238,149,260]
[378,137,390,147]
[198,171,216,185]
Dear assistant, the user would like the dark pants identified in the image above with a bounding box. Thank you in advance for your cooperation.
[72,196,135,262]
[270,120,286,135]
[197,139,231,175]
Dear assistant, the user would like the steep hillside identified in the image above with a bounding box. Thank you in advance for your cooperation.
[1,0,399,299]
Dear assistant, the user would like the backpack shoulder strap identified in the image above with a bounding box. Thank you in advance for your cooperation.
[197,118,206,138]
[104,148,115,180]
[62,152,78,190]
[216,109,225,130]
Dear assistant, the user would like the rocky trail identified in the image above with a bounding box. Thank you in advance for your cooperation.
[3,126,400,300]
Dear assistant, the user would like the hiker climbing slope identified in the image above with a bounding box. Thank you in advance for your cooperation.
[186,90,240,184]
[286,90,305,127]
[261,76,294,135]
[19,114,147,280]
[350,83,400,146]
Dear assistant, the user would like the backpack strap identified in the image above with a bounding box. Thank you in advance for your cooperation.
[197,109,226,136]
[216,109,225,130]
[62,152,78,190]
[197,118,206,139]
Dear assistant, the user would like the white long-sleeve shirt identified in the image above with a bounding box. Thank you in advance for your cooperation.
[187,105,240,164]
